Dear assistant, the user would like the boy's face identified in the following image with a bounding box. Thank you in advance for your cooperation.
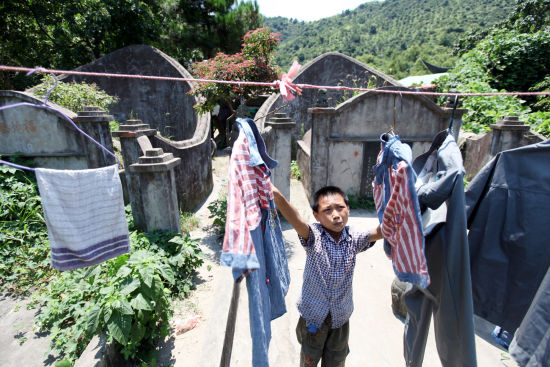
[313,193,349,233]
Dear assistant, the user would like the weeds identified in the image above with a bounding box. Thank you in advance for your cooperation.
[290,160,302,180]
[180,211,200,233]
[207,194,227,234]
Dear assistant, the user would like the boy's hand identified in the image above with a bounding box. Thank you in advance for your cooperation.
[369,224,383,242]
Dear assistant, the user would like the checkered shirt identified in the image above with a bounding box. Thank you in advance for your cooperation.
[297,222,374,329]
[222,132,272,274]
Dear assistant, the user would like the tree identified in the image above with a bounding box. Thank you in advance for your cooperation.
[0,0,263,90]
[0,0,163,89]
[190,27,280,115]
[190,27,281,146]
[159,0,263,63]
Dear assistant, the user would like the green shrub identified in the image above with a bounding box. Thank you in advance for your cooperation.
[525,111,550,137]
[33,75,118,115]
[0,161,52,295]
[207,195,227,234]
[1,161,203,364]
[290,160,302,180]
[33,229,203,364]
[32,75,120,131]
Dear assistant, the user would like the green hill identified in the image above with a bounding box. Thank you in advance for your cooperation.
[264,0,516,79]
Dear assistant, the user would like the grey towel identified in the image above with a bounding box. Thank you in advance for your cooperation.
[35,164,129,271]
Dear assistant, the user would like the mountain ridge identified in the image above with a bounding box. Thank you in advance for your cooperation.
[264,0,516,79]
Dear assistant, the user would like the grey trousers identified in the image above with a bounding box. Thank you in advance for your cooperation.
[403,225,477,367]
[296,314,349,367]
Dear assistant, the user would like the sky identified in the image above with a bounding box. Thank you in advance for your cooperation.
[255,0,376,22]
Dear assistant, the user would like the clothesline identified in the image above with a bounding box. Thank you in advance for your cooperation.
[1,65,549,97]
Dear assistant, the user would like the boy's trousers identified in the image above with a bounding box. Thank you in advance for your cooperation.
[296,313,349,367]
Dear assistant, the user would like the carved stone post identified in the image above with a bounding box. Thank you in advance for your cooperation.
[112,119,158,205]
[266,113,296,200]
[128,148,181,233]
[490,116,530,156]
[75,106,115,168]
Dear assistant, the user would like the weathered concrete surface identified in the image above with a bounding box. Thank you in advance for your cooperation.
[157,155,519,367]
[459,117,546,180]
[256,52,402,144]
[0,91,88,169]
[129,148,181,233]
[60,45,197,142]
[152,112,213,212]
[263,114,296,200]
[0,294,59,366]
[301,90,466,202]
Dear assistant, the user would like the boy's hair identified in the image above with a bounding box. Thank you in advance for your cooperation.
[311,186,349,212]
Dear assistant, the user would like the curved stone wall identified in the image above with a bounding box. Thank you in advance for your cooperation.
[60,45,198,142]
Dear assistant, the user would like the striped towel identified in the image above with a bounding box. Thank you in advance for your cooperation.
[35,164,129,271]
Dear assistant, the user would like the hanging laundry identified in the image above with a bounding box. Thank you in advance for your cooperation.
[465,139,550,332]
[221,118,290,367]
[35,164,129,271]
[403,131,477,367]
[509,267,550,367]
[372,133,429,288]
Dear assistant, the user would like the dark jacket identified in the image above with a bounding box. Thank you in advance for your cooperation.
[465,139,550,332]
[509,267,550,367]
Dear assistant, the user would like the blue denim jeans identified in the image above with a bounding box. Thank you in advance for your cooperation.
[234,199,290,367]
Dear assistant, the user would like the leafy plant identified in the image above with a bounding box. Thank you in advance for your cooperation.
[207,194,227,234]
[1,163,204,363]
[290,160,302,180]
[33,228,203,364]
[190,27,281,116]
[525,111,550,136]
[0,159,52,295]
[32,75,118,115]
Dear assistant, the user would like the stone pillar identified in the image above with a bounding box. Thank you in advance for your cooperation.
[266,113,296,200]
[112,119,157,165]
[74,106,116,168]
[112,119,158,206]
[129,148,181,233]
[490,116,530,156]
[308,107,336,204]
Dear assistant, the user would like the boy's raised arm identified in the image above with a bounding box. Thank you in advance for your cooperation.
[271,184,311,240]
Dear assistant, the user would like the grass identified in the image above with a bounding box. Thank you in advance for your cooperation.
[180,211,200,233]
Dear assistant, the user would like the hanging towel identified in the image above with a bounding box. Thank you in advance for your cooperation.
[35,164,130,271]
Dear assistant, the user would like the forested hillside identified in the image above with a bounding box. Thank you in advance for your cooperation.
[265,0,516,78]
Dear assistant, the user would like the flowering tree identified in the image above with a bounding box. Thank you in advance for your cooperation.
[190,27,281,116]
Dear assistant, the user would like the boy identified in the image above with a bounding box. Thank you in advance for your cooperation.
[272,184,382,366]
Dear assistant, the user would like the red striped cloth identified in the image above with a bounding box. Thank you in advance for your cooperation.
[222,133,272,269]
[373,154,429,287]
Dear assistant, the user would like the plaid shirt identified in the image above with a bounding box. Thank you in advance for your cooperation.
[222,132,272,275]
[297,223,374,329]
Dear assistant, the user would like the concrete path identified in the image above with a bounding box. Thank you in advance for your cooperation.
[0,294,58,366]
[160,154,520,367]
